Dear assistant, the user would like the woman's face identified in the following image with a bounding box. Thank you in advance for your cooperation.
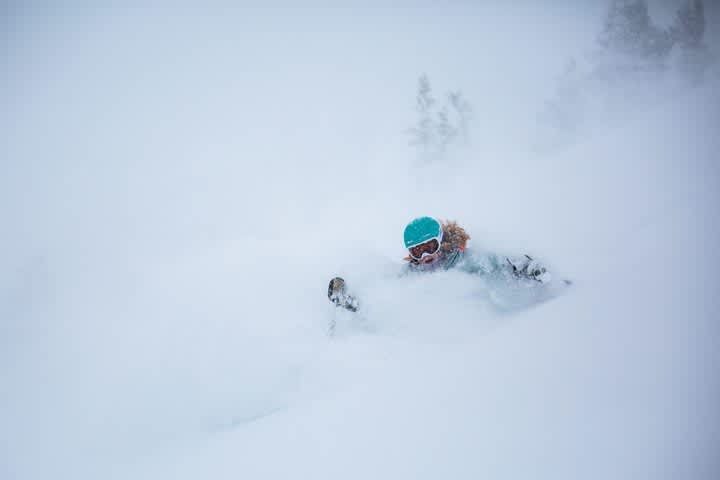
[418,251,442,266]
[417,251,441,271]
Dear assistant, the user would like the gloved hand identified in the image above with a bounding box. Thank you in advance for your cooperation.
[328,277,359,312]
[506,255,552,284]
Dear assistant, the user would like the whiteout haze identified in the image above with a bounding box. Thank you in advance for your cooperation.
[2,2,719,479]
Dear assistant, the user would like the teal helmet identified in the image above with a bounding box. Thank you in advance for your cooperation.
[403,216,443,248]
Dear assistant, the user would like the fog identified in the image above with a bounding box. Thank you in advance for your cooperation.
[2,2,719,479]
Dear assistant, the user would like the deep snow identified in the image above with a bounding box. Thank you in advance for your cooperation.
[2,2,720,480]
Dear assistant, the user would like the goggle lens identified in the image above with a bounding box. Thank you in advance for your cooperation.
[409,239,440,260]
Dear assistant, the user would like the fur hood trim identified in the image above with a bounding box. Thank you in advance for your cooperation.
[439,220,470,253]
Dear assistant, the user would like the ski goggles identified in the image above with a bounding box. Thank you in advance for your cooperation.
[408,238,441,260]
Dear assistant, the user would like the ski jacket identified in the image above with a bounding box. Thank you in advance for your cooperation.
[402,220,549,283]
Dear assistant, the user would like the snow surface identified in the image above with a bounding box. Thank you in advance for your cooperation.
[2,2,719,479]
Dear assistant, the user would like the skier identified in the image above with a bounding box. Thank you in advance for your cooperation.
[328,216,553,312]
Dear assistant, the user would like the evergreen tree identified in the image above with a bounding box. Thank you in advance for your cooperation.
[447,91,472,145]
[669,0,710,83]
[408,75,472,161]
[537,0,713,148]
[670,0,705,48]
[409,74,437,149]
[436,106,458,153]
[597,0,672,62]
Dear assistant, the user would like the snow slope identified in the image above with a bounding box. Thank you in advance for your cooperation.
[2,3,719,479]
